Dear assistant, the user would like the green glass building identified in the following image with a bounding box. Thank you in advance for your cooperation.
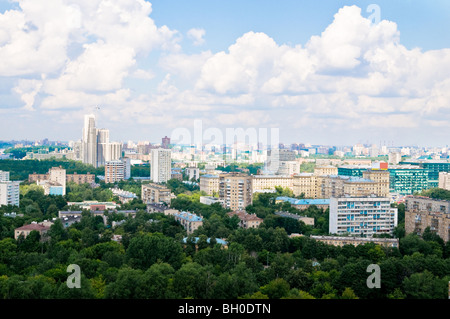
[400,161,450,188]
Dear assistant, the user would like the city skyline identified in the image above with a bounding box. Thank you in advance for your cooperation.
[1,1,450,147]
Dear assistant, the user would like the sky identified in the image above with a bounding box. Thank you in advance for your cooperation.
[0,0,450,147]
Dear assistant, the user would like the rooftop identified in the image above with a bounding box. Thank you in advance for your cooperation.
[175,211,203,222]
[276,197,330,206]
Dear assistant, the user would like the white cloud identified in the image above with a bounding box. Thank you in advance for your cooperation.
[187,28,206,46]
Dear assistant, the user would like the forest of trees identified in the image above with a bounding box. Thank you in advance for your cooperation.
[0,179,449,299]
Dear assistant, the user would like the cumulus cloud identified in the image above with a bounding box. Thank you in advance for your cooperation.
[187,28,206,46]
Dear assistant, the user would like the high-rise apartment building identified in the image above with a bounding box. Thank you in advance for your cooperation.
[439,172,450,190]
[405,196,450,242]
[0,172,19,207]
[48,166,66,196]
[162,136,171,149]
[141,183,172,204]
[151,149,172,183]
[219,173,253,211]
[329,197,398,237]
[105,160,125,184]
[199,174,220,196]
[81,114,122,168]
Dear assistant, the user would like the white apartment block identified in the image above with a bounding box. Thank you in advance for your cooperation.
[329,197,398,237]
[0,174,20,207]
[186,167,200,180]
[151,148,172,183]
[439,172,450,191]
[48,166,66,195]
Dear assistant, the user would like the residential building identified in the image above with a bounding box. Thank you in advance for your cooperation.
[151,148,172,183]
[227,210,263,229]
[81,114,122,168]
[186,167,200,181]
[362,169,390,197]
[251,175,293,194]
[105,160,125,183]
[275,197,330,211]
[329,196,398,237]
[147,203,179,215]
[48,166,66,195]
[66,173,95,184]
[141,183,173,205]
[439,172,450,190]
[274,211,315,226]
[219,173,253,211]
[278,161,300,176]
[66,201,118,211]
[110,188,137,204]
[162,136,170,149]
[310,235,399,248]
[405,196,450,242]
[174,211,203,234]
[14,221,52,240]
[292,173,322,198]
[0,171,10,182]
[0,179,20,207]
[199,174,220,196]
[314,165,338,176]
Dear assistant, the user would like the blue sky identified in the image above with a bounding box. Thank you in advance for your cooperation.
[0,0,449,147]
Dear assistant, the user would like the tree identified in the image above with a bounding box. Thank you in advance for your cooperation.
[260,278,290,299]
[104,268,146,299]
[341,287,359,299]
[126,233,184,270]
[402,270,448,299]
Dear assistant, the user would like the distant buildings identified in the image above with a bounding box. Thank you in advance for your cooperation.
[185,167,200,180]
[329,196,398,237]
[219,173,253,211]
[251,175,293,194]
[29,169,94,186]
[0,171,19,207]
[67,200,118,211]
[151,148,172,183]
[405,196,450,242]
[162,136,171,149]
[141,183,173,205]
[110,188,137,203]
[80,114,122,168]
[227,210,263,229]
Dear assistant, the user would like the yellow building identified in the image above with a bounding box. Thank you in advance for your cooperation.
[199,174,220,196]
[251,175,293,193]
[219,173,253,211]
[141,183,173,204]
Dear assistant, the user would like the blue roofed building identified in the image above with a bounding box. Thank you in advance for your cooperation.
[174,211,203,234]
[276,196,330,211]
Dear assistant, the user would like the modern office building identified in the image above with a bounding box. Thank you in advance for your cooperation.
[338,164,428,195]
[329,196,398,237]
[401,160,450,188]
[141,183,173,205]
[219,173,253,211]
[151,148,172,183]
[0,173,20,207]
[405,196,450,242]
[199,174,220,196]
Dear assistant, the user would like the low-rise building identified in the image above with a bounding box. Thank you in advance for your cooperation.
[274,211,315,226]
[146,203,179,216]
[310,235,399,248]
[14,222,52,240]
[275,197,330,211]
[174,211,203,234]
[227,210,263,229]
[67,201,118,211]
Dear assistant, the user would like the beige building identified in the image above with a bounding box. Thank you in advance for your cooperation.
[439,172,450,190]
[141,183,173,205]
[362,170,390,197]
[219,173,253,211]
[14,221,52,240]
[199,174,220,196]
[251,175,293,193]
[227,210,263,229]
[174,211,203,234]
[405,196,450,242]
[310,235,399,248]
[105,160,125,183]
[292,173,322,198]
[314,165,338,176]
[29,170,94,185]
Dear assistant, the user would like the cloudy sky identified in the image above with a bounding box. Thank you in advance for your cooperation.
[0,0,449,147]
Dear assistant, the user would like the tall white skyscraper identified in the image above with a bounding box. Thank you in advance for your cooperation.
[151,149,172,183]
[81,114,122,168]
